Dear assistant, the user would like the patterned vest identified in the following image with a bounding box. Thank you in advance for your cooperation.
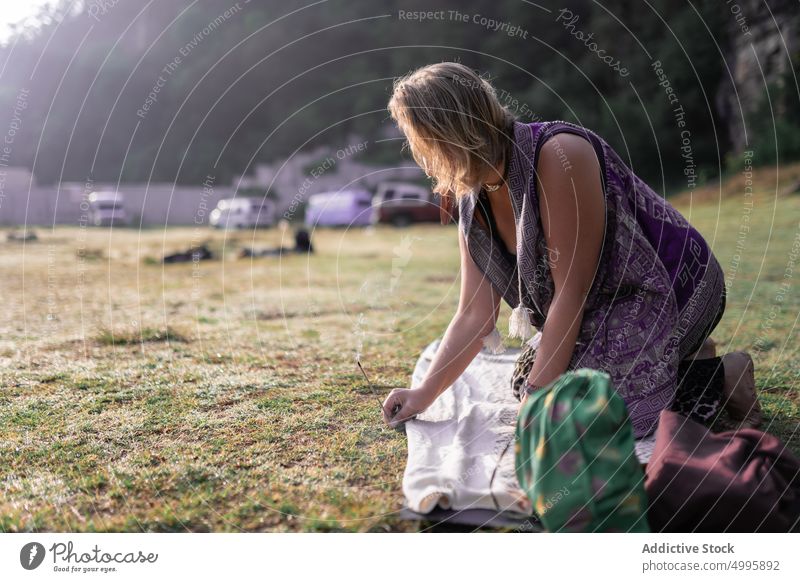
[459,120,715,437]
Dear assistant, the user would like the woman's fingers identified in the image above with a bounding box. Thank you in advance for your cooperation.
[382,388,426,426]
[382,390,403,424]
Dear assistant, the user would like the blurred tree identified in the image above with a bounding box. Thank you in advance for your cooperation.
[0,0,793,191]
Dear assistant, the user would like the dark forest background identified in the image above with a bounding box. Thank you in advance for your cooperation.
[1,0,798,192]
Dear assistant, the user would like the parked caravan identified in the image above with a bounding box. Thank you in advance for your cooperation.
[209,197,275,229]
[304,189,373,228]
[88,191,128,226]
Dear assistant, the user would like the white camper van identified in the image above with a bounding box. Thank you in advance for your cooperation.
[209,197,276,229]
[88,191,128,226]
[304,189,373,228]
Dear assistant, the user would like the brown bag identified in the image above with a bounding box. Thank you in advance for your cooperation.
[645,410,800,532]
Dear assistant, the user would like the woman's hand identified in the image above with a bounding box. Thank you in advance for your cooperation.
[382,387,434,427]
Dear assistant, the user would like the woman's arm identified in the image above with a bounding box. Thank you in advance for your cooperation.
[382,227,501,425]
[523,133,605,392]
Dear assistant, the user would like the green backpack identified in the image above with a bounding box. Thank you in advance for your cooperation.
[515,369,650,532]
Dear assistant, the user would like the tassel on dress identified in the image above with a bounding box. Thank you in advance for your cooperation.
[526,331,543,349]
[482,327,506,354]
[508,304,535,342]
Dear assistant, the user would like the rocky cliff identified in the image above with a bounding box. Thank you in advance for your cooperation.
[716,0,800,153]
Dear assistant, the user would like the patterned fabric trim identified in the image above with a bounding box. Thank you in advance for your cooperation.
[675,254,725,361]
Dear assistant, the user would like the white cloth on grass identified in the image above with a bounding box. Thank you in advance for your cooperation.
[403,337,657,514]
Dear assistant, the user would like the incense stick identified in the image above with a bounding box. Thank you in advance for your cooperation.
[356,360,401,420]
[489,436,514,513]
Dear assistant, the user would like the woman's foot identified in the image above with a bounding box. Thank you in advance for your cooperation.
[721,351,762,428]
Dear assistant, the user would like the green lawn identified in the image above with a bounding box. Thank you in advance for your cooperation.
[1,177,798,532]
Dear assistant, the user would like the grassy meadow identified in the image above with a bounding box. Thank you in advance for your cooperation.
[1,165,799,531]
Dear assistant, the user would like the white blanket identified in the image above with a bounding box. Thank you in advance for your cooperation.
[403,338,656,514]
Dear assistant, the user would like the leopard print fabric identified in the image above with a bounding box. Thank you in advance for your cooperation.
[511,342,538,401]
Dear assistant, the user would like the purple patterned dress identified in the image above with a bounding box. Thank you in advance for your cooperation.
[459,120,725,438]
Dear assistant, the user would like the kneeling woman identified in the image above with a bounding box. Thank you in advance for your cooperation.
[382,62,760,437]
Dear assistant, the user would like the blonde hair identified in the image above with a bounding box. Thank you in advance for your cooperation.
[388,62,515,197]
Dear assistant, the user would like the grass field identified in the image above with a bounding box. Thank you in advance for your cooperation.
[1,168,799,532]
